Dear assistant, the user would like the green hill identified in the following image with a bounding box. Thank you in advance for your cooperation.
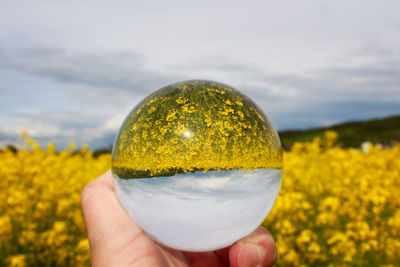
[279,114,400,148]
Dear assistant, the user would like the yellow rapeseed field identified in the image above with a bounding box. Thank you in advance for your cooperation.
[1,132,399,266]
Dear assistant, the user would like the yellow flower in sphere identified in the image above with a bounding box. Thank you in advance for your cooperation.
[112,80,283,251]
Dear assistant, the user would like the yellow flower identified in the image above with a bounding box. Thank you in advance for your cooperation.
[0,215,12,238]
[7,254,26,267]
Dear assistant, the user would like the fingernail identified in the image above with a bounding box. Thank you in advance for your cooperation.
[238,243,263,267]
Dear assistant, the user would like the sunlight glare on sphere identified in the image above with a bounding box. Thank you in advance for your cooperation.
[111,80,283,251]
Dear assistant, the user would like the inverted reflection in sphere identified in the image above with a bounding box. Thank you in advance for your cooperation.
[112,80,283,251]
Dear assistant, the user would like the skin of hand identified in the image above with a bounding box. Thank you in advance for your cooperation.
[81,170,277,267]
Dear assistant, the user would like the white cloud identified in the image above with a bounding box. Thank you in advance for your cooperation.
[105,113,129,131]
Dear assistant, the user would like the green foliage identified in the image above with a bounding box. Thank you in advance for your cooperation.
[279,114,400,148]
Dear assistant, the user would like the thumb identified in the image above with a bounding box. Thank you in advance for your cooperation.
[80,170,148,263]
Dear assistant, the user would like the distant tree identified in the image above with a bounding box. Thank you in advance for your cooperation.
[93,145,112,157]
[2,144,18,153]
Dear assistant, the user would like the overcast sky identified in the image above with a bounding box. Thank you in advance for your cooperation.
[1,0,400,149]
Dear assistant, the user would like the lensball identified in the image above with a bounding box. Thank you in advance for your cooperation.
[112,80,283,251]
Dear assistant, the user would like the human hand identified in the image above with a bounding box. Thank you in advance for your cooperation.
[81,170,277,267]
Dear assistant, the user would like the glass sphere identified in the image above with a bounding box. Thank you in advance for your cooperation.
[112,80,283,251]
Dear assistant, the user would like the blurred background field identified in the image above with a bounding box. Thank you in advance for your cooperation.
[1,131,399,267]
